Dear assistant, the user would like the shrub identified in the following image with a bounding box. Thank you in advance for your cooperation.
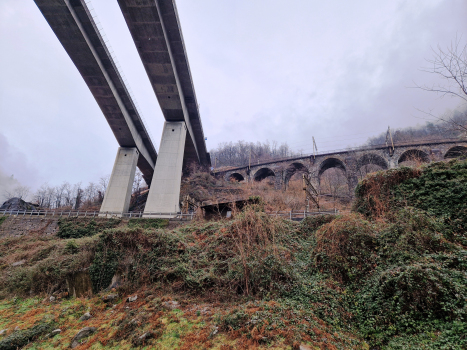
[87,208,298,296]
[377,208,455,265]
[355,263,467,345]
[393,160,467,242]
[312,213,377,283]
[299,214,335,234]
[354,167,421,218]
[0,322,55,350]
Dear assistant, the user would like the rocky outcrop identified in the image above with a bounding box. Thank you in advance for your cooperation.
[0,198,38,211]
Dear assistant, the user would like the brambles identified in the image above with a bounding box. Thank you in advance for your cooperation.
[312,214,377,283]
[353,166,421,218]
[0,159,466,348]
[355,263,467,345]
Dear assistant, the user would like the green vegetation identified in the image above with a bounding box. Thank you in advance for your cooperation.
[0,159,466,348]
[0,321,55,350]
[0,217,6,227]
[57,218,121,239]
[128,218,168,229]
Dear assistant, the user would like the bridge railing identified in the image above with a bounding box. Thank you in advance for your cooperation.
[0,209,339,221]
[0,210,194,221]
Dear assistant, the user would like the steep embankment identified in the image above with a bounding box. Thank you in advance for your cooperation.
[0,159,466,349]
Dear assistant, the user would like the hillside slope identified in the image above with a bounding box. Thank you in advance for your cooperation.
[0,159,466,349]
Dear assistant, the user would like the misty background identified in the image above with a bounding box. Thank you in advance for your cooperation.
[0,0,466,202]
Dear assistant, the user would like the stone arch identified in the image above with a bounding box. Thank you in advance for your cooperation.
[284,162,309,185]
[318,157,346,178]
[398,149,430,164]
[444,146,467,159]
[229,172,245,182]
[254,167,275,182]
[357,153,388,171]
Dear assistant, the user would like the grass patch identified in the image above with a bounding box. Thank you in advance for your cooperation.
[57,218,121,239]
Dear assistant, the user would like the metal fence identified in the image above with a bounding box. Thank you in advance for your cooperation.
[0,210,194,220]
[0,209,338,221]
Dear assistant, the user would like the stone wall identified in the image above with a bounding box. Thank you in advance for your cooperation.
[218,141,467,191]
[0,217,59,238]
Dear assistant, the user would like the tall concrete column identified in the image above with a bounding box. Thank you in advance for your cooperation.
[144,122,187,216]
[100,147,139,215]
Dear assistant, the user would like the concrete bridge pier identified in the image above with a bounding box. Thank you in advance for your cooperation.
[100,147,139,216]
[144,122,187,217]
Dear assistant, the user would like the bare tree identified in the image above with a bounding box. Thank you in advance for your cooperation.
[415,37,467,134]
[132,169,145,195]
[3,186,30,201]
[417,38,467,102]
[99,175,110,194]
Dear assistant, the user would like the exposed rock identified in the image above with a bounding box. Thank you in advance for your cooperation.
[106,273,123,290]
[209,326,218,338]
[0,329,8,335]
[102,294,118,303]
[79,312,92,321]
[47,329,61,338]
[49,296,56,302]
[11,260,25,267]
[0,198,38,211]
[132,332,153,346]
[14,326,20,331]
[127,295,138,302]
[162,300,180,310]
[70,327,96,348]
[299,345,313,350]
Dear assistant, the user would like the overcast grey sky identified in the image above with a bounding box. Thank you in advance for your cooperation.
[0,0,466,197]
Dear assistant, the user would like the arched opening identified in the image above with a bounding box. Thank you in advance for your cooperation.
[254,167,275,182]
[285,162,309,189]
[398,149,430,166]
[318,158,346,178]
[318,158,349,203]
[444,146,467,159]
[357,153,388,180]
[229,173,245,182]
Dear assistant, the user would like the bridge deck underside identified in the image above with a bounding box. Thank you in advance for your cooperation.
[118,0,209,166]
[35,0,158,184]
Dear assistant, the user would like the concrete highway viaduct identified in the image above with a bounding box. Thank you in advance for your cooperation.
[214,139,467,192]
[35,0,210,216]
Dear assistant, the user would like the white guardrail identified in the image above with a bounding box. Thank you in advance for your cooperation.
[0,209,339,221]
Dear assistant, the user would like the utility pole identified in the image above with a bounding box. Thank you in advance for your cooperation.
[312,137,318,159]
[386,126,394,155]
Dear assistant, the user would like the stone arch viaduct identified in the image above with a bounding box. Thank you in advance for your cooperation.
[213,139,467,191]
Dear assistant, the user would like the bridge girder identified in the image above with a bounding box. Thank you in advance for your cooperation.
[117,0,210,167]
[34,0,158,185]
